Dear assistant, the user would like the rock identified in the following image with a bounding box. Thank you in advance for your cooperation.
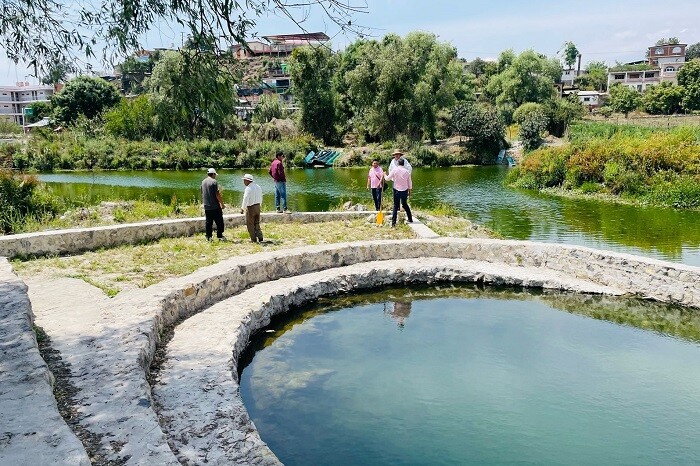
[342,201,353,210]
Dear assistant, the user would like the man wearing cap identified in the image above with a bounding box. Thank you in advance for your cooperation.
[240,174,264,243]
[388,149,412,175]
[201,168,226,241]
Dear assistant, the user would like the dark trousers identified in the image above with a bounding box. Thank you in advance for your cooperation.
[392,189,413,226]
[205,207,224,239]
[245,203,263,242]
[371,187,383,210]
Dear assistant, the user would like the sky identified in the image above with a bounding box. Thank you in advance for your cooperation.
[2,0,700,85]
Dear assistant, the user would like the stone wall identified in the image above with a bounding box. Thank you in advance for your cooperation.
[0,259,90,465]
[0,211,373,259]
[8,237,700,464]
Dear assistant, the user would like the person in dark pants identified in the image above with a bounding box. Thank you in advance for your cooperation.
[384,158,413,227]
[366,159,385,211]
[201,168,226,241]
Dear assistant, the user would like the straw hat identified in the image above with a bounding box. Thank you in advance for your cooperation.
[391,149,403,156]
[242,173,254,181]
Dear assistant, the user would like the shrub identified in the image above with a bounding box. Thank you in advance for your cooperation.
[0,170,61,234]
[518,109,548,151]
[512,146,570,189]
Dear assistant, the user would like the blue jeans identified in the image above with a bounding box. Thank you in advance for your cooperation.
[274,181,287,210]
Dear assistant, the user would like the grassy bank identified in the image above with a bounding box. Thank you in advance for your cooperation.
[11,220,414,296]
[2,130,484,173]
[508,122,700,209]
[4,132,320,171]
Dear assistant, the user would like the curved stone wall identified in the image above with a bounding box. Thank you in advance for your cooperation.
[154,257,622,465]
[8,238,700,464]
[0,211,373,259]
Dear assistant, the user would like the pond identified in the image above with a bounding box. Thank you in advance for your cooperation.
[239,285,700,466]
[39,166,700,266]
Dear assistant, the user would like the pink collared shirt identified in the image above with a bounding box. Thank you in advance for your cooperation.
[385,165,412,192]
[368,166,385,188]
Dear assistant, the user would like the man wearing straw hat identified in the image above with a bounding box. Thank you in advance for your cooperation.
[388,149,412,175]
[240,173,264,243]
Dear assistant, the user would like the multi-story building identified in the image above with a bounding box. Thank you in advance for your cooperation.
[233,32,329,116]
[0,83,54,125]
[607,42,686,92]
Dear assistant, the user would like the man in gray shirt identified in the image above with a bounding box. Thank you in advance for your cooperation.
[202,168,226,241]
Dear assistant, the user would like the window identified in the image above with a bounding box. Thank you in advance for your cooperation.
[645,72,656,78]
[656,47,664,55]
[629,73,640,79]
[672,46,682,54]
[637,85,642,92]
[615,74,625,79]
[583,97,590,102]
[665,66,676,72]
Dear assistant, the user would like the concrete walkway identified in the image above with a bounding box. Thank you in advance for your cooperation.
[0,261,90,466]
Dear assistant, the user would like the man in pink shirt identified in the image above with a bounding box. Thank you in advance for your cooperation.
[366,159,385,211]
[384,157,413,226]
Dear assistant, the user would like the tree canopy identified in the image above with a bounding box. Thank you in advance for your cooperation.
[561,41,579,70]
[51,76,122,125]
[288,45,338,144]
[608,84,642,117]
[678,59,700,111]
[642,82,684,115]
[334,32,470,143]
[144,50,239,139]
[574,61,608,92]
[687,43,700,61]
[1,0,366,75]
[485,49,561,109]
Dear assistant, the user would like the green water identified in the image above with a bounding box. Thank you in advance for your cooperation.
[39,166,700,266]
[239,286,700,466]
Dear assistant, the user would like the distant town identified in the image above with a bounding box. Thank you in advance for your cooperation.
[1,34,696,127]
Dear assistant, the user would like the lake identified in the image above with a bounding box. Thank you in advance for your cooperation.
[39,166,700,266]
[239,285,700,466]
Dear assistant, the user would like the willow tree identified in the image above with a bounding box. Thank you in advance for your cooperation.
[1,0,367,74]
[144,49,238,139]
[341,32,470,143]
[288,45,338,144]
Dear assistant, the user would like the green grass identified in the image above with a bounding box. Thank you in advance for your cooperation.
[16,199,205,233]
[13,220,416,295]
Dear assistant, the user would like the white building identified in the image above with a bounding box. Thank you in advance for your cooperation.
[563,90,605,109]
[0,83,54,125]
[607,42,687,93]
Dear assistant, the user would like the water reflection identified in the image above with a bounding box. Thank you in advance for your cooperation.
[384,300,413,329]
[240,284,700,372]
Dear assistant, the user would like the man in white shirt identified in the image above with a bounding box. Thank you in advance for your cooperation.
[240,174,264,243]
[388,149,412,175]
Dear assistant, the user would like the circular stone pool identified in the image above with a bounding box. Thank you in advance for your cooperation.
[239,285,700,466]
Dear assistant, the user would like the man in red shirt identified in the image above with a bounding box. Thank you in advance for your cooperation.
[269,152,291,213]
